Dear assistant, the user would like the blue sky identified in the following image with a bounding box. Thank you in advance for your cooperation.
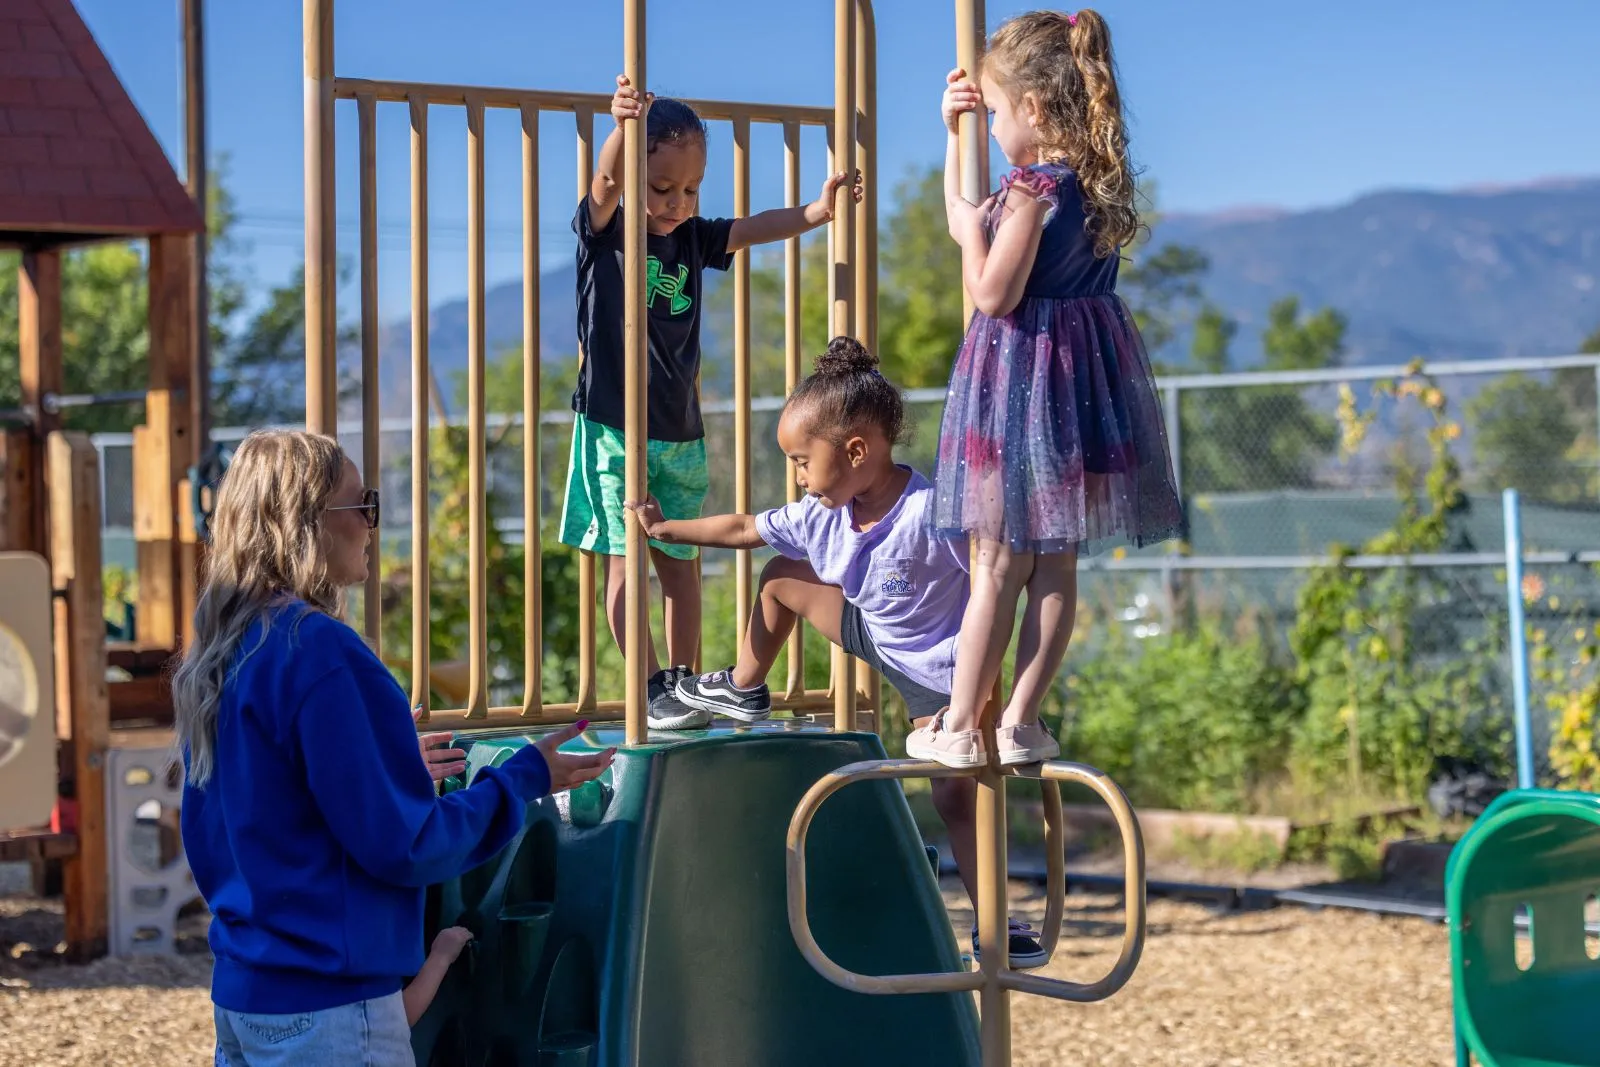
[77,0,1600,312]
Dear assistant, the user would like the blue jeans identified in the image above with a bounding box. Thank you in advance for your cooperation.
[213,992,413,1066]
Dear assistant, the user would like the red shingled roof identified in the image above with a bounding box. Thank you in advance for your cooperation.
[0,0,204,244]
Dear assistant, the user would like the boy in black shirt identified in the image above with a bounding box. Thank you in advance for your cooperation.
[561,76,862,727]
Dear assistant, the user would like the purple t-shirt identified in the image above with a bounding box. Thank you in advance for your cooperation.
[755,468,969,694]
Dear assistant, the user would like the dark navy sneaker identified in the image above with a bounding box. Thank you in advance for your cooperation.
[676,668,772,723]
[970,919,1049,970]
[647,667,710,730]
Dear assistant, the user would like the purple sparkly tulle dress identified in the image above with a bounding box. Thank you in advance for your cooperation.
[932,162,1184,555]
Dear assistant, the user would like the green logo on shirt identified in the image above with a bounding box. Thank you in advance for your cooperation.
[646,257,692,315]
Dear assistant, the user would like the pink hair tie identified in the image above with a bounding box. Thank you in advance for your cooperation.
[1066,12,1078,25]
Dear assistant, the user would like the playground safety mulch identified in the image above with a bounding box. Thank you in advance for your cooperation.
[0,868,1452,1066]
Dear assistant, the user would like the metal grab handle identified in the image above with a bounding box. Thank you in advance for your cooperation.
[785,757,1147,1002]
[787,759,985,994]
[1005,761,1147,1002]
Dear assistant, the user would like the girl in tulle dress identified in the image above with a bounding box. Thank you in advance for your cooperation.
[907,9,1183,769]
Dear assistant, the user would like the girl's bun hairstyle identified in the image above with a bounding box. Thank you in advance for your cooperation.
[785,336,905,445]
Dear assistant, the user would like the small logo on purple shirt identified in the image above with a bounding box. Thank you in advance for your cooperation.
[881,571,914,598]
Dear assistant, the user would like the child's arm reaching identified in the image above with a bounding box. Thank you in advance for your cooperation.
[625,497,766,550]
[588,76,647,234]
[404,926,473,1026]
[727,171,863,253]
[940,68,1049,319]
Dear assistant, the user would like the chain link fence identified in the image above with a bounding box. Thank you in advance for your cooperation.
[90,353,1600,782]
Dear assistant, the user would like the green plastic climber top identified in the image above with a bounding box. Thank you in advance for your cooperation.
[1447,788,1600,1067]
[411,722,981,1067]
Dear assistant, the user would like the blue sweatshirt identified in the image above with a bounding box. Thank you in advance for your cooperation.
[181,600,551,1014]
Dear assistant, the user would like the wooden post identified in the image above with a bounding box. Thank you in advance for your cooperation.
[18,250,62,559]
[137,236,196,650]
[0,431,37,553]
[49,432,110,961]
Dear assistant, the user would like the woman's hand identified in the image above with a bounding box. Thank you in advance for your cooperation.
[623,495,670,540]
[535,721,616,793]
[414,707,467,783]
[610,74,651,125]
[942,67,983,134]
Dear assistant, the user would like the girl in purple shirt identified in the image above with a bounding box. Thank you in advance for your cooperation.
[628,336,1048,968]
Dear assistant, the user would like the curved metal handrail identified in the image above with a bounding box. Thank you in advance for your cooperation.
[785,757,1146,1002]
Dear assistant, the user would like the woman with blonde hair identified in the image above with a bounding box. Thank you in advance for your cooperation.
[174,430,613,1066]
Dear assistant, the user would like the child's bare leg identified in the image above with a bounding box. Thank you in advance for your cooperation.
[999,550,1078,728]
[931,775,979,910]
[604,553,661,676]
[731,557,843,688]
[651,549,701,670]
[944,539,1034,733]
[404,926,473,1026]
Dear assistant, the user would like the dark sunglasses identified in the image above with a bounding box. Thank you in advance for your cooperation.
[327,488,381,530]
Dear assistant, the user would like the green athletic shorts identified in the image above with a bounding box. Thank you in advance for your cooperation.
[559,413,707,560]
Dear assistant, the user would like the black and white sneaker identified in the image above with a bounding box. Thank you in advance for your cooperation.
[970,919,1049,970]
[647,667,710,731]
[676,668,772,723]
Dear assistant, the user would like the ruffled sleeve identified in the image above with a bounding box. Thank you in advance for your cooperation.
[994,164,1063,229]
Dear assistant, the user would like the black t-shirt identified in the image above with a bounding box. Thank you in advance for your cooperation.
[571,198,735,442]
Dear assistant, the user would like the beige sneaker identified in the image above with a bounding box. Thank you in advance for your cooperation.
[905,710,987,768]
[997,721,1060,766]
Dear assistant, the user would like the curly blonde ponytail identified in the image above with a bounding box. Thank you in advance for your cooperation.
[985,9,1141,258]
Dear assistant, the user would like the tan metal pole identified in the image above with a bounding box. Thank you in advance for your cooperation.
[954,3,1008,1061]
[574,108,599,712]
[854,0,881,727]
[356,93,381,650]
[521,102,544,719]
[466,98,489,719]
[782,120,805,702]
[622,0,650,746]
[302,0,336,434]
[732,118,754,646]
[408,95,432,717]
[830,0,857,732]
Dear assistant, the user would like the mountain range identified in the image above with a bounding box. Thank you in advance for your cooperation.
[374,176,1600,412]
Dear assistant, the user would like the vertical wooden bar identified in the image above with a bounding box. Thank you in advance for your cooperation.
[955,1,1007,1060]
[622,0,649,745]
[357,93,382,650]
[465,97,489,718]
[782,122,806,701]
[0,431,36,553]
[408,95,432,716]
[521,102,544,718]
[139,236,195,650]
[574,108,599,712]
[732,117,754,646]
[49,433,109,960]
[830,0,858,731]
[302,0,337,433]
[855,0,882,727]
[18,250,61,558]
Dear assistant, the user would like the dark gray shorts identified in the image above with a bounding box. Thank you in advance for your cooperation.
[839,602,950,723]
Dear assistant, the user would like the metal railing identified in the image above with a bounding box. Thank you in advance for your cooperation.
[299,0,879,737]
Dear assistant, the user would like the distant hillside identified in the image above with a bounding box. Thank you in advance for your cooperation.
[1153,177,1600,366]
[373,177,1600,412]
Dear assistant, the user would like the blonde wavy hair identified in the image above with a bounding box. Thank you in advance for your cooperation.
[171,430,347,786]
[984,8,1140,259]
